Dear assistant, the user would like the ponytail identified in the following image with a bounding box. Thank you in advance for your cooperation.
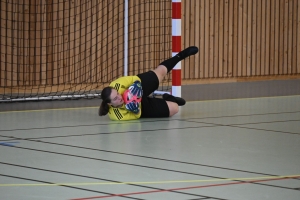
[99,100,110,116]
[98,87,113,116]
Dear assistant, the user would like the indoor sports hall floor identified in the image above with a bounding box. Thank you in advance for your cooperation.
[0,79,300,200]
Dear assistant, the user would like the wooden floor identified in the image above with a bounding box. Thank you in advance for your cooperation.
[0,79,299,200]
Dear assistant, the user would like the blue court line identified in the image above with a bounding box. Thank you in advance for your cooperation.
[0,142,19,147]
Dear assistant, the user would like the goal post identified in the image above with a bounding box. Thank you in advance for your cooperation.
[171,0,182,97]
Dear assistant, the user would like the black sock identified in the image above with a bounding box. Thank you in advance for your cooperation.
[164,94,177,103]
[159,55,181,73]
[162,94,186,106]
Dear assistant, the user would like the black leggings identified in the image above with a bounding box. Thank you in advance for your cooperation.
[137,71,169,118]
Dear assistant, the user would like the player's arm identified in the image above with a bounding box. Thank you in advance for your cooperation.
[124,101,140,114]
[127,80,143,98]
[109,76,141,94]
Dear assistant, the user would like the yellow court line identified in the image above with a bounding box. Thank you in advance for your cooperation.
[0,175,299,187]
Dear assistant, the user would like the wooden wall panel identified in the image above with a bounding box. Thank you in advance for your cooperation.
[181,0,300,80]
[228,0,234,77]
[292,0,297,74]
[298,0,300,73]
[209,0,214,78]
[199,0,205,78]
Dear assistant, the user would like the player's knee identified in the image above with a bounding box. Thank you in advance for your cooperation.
[152,65,167,83]
[166,101,179,117]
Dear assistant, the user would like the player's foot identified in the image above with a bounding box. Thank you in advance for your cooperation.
[176,46,198,60]
[162,93,186,106]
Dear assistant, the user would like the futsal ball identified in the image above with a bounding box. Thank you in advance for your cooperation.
[122,89,142,104]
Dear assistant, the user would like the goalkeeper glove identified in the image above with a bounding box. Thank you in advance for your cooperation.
[125,102,140,114]
[128,81,143,98]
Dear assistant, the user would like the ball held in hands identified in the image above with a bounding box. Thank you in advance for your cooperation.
[122,81,143,113]
[122,89,142,104]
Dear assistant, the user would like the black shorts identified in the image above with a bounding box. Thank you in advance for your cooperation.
[137,71,169,118]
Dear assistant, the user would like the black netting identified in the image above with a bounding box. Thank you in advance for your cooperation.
[0,0,171,101]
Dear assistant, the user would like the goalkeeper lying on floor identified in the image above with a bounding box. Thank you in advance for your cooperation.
[98,46,198,121]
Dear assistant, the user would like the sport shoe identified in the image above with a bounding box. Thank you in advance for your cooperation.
[176,46,199,59]
[162,93,186,106]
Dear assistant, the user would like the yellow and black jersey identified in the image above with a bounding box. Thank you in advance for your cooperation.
[108,104,141,121]
[108,76,142,121]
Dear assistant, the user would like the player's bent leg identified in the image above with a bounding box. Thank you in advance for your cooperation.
[152,46,199,83]
[166,101,179,117]
[163,93,186,106]
[159,46,199,73]
[152,65,167,84]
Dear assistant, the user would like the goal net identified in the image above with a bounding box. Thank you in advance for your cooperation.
[0,0,172,101]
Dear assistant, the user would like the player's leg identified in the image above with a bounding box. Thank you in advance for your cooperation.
[137,46,198,97]
[166,101,179,116]
[163,93,186,106]
[153,46,198,83]
[140,97,179,118]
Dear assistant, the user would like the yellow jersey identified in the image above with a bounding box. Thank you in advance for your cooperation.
[108,76,142,121]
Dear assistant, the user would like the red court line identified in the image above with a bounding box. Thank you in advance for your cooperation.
[70,176,300,200]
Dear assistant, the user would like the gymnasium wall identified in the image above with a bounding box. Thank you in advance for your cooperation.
[181,0,300,83]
